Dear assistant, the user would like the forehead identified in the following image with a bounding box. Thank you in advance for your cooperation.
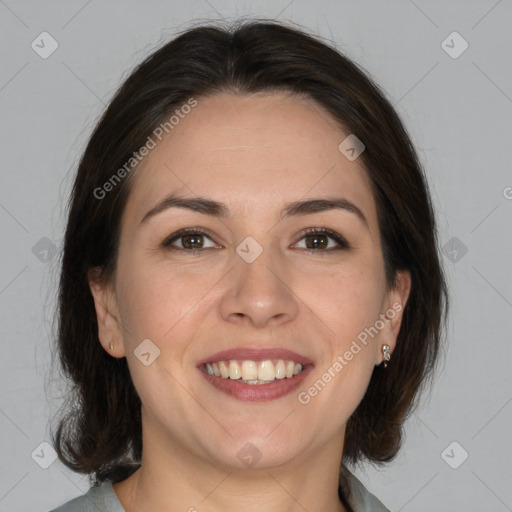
[123,91,378,230]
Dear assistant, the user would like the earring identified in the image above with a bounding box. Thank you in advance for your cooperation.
[381,344,391,368]
[109,341,114,351]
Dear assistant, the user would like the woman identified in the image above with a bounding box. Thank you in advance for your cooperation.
[50,19,447,512]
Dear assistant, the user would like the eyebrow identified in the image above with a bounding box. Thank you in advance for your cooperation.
[139,194,368,227]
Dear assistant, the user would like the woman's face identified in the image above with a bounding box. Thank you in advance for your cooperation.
[90,91,409,470]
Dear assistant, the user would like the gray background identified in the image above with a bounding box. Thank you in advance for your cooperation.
[1,0,511,510]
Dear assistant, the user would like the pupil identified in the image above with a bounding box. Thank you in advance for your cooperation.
[306,234,327,249]
[183,234,203,249]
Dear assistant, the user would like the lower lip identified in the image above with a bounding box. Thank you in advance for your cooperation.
[199,365,314,402]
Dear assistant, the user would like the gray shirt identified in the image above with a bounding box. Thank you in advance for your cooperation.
[49,469,390,512]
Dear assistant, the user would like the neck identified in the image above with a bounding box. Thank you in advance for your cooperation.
[113,414,348,512]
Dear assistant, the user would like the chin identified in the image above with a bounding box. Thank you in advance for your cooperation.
[203,429,308,471]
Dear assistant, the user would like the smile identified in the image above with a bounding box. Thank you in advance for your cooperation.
[197,348,314,402]
[203,359,305,384]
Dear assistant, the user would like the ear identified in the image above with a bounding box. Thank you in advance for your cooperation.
[88,267,126,358]
[375,270,411,365]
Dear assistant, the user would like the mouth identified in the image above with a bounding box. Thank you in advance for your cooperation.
[197,348,314,402]
[201,358,306,383]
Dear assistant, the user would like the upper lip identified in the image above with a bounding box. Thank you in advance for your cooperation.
[197,347,315,366]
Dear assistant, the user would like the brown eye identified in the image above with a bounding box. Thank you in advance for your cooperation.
[162,229,219,252]
[294,228,349,251]
[304,233,329,249]
[180,233,205,249]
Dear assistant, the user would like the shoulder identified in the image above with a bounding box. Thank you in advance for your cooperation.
[49,481,125,512]
[341,466,391,512]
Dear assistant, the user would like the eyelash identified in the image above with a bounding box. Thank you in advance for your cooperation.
[161,226,350,254]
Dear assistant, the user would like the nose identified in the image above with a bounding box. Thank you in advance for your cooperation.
[218,245,300,329]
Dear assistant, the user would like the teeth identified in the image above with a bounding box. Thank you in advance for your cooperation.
[258,360,275,380]
[275,359,286,379]
[241,360,258,381]
[285,360,295,378]
[229,361,242,380]
[218,360,229,378]
[205,359,305,382]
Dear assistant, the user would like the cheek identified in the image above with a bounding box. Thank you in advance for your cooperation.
[115,256,220,347]
[304,264,386,340]
[297,270,382,422]
[115,262,207,405]
[117,248,386,346]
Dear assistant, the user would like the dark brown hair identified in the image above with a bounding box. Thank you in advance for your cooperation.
[52,19,448,486]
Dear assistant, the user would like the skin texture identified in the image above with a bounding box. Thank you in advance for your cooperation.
[89,91,411,512]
